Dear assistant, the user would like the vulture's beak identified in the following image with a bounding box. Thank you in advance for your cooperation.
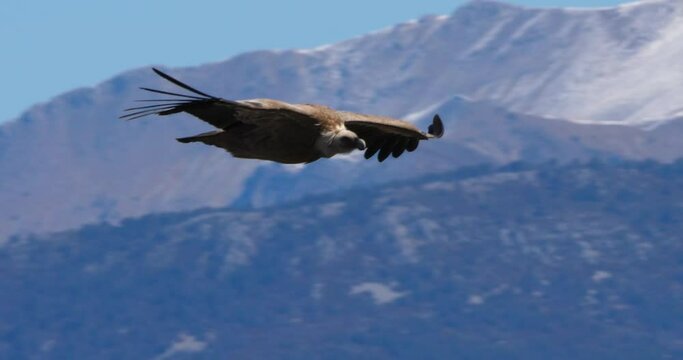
[356,139,367,151]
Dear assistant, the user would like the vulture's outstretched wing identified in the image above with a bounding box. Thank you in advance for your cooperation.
[120,68,333,163]
[120,68,325,130]
[342,112,444,162]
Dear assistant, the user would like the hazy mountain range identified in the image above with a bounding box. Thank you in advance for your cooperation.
[2,0,683,240]
[2,161,682,359]
[2,1,683,358]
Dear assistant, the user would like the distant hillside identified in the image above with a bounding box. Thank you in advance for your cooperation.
[2,160,682,359]
[3,0,683,240]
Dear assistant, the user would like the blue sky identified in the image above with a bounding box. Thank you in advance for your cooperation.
[1,0,633,124]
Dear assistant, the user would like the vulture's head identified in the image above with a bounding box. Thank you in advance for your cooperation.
[325,129,366,156]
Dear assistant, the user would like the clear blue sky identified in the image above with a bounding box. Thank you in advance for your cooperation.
[1,0,632,123]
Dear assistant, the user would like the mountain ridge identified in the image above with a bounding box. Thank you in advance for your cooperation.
[3,0,683,240]
[5,0,680,127]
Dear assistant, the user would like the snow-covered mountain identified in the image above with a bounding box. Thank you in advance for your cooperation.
[427,0,683,124]
[2,0,683,240]
[286,0,683,125]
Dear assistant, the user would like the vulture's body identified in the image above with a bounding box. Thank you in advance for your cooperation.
[121,68,444,164]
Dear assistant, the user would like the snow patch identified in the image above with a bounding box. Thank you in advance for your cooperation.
[467,284,510,306]
[423,181,456,191]
[295,13,450,58]
[332,151,365,163]
[468,294,485,305]
[281,163,306,173]
[350,282,407,305]
[403,98,453,123]
[295,43,334,55]
[592,270,612,283]
[466,12,514,56]
[155,334,207,360]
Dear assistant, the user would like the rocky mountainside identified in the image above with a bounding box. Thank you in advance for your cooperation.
[2,161,682,359]
[3,0,683,240]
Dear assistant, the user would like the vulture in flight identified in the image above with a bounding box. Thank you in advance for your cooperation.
[121,68,444,164]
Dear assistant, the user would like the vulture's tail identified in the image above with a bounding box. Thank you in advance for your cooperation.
[176,130,224,144]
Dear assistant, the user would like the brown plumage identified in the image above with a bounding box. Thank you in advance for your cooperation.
[121,68,444,164]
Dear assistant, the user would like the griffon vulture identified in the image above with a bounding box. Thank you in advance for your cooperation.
[121,68,444,164]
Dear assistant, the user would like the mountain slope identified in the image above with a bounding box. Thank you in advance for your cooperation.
[2,161,682,359]
[438,0,683,123]
[3,0,683,240]
[0,75,261,240]
[234,96,683,208]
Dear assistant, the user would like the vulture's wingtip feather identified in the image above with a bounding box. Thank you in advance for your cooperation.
[150,67,217,99]
[428,114,444,138]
